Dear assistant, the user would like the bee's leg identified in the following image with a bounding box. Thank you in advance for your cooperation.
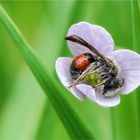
[102,76,113,95]
[96,64,106,74]
[91,81,105,88]
[82,70,96,77]
[69,70,97,88]
[68,62,98,88]
[92,74,112,88]
[82,62,105,76]
[81,66,107,88]
[91,78,110,89]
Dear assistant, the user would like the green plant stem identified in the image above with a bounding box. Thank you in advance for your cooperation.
[0,5,94,139]
[110,108,116,140]
[131,0,140,138]
[138,0,140,14]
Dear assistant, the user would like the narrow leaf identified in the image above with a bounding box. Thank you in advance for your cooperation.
[131,0,140,137]
[0,5,94,139]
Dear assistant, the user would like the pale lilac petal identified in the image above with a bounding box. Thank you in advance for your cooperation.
[76,84,120,107]
[55,57,72,86]
[55,57,85,100]
[69,87,85,101]
[67,22,114,56]
[76,84,96,101]
[110,49,140,94]
[95,87,120,107]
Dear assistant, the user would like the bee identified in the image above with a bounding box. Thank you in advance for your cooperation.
[65,35,124,97]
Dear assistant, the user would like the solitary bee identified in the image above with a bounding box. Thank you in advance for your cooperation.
[65,35,124,97]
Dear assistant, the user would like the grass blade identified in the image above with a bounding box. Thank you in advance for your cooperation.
[131,0,140,137]
[0,5,94,139]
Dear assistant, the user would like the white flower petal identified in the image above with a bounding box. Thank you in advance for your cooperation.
[69,87,85,101]
[55,57,85,100]
[67,22,114,56]
[55,57,72,86]
[95,87,120,107]
[76,84,96,101]
[110,49,140,94]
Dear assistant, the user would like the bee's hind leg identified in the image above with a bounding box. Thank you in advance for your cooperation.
[68,62,97,88]
[68,69,97,88]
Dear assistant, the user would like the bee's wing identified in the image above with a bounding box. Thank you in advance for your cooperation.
[65,35,108,63]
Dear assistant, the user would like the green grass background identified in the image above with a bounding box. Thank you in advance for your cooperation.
[0,1,139,140]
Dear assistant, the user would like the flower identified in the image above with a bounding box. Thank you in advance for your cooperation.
[55,22,140,107]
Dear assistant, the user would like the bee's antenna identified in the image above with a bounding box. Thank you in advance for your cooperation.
[65,35,108,63]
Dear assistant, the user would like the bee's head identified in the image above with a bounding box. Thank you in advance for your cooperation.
[114,78,124,88]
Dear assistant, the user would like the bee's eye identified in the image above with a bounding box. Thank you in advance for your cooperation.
[117,79,124,87]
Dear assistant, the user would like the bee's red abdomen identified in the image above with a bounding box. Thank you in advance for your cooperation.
[70,53,95,80]
[72,53,95,70]
[73,54,90,70]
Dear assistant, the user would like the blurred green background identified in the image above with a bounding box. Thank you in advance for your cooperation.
[0,1,139,140]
